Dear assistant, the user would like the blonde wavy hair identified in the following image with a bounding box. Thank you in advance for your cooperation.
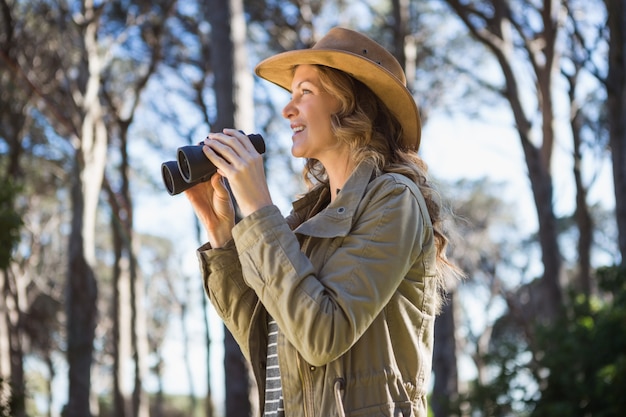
[302,65,461,311]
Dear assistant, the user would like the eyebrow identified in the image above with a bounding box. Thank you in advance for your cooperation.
[294,80,313,89]
[290,80,312,95]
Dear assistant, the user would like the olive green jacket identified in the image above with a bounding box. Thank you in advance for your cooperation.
[197,162,438,417]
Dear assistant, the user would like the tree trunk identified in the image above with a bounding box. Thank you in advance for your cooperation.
[201,289,215,417]
[444,0,564,320]
[208,0,255,133]
[391,0,409,70]
[45,355,54,417]
[206,0,256,414]
[0,271,10,401]
[131,258,150,417]
[565,70,593,295]
[65,161,98,417]
[0,268,26,417]
[572,118,593,294]
[112,225,125,417]
[224,329,256,417]
[179,294,198,414]
[605,0,626,264]
[107,194,131,417]
[432,295,459,417]
[66,4,107,413]
[120,135,150,417]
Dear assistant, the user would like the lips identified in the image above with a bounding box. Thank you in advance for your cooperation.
[291,124,305,134]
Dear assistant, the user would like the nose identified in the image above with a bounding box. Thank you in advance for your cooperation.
[282,97,297,119]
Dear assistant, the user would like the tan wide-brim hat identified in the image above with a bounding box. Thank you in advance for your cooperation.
[255,27,422,151]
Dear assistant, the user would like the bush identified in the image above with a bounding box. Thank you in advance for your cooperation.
[448,266,626,417]
[531,265,626,416]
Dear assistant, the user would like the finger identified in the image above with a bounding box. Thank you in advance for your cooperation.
[222,128,257,153]
[203,140,238,173]
[207,131,241,150]
[209,129,257,156]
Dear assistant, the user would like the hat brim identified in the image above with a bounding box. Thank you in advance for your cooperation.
[255,49,421,151]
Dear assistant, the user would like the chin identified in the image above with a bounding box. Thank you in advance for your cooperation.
[291,145,305,158]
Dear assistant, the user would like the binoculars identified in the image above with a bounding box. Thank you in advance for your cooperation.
[161,133,265,195]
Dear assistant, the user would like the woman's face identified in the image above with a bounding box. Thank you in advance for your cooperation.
[282,65,342,162]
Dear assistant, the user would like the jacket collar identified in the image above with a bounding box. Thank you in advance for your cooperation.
[292,161,377,238]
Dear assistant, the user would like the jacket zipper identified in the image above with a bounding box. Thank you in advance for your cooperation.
[296,353,314,417]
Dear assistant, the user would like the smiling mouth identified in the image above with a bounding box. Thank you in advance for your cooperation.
[291,125,305,134]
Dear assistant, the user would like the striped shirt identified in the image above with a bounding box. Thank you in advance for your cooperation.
[264,317,285,417]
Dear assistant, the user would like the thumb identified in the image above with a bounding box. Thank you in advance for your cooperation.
[210,174,230,200]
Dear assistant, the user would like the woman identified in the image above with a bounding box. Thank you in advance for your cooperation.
[185,27,459,417]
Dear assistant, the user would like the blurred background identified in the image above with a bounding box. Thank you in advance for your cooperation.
[1,0,624,416]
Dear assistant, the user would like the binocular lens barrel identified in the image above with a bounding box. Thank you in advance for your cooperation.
[177,145,216,183]
[161,161,190,196]
[161,133,265,196]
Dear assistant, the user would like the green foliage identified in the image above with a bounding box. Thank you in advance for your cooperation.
[444,266,626,417]
[531,265,626,417]
[0,177,23,269]
[448,340,534,417]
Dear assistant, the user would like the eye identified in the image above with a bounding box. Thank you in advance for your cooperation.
[302,88,312,95]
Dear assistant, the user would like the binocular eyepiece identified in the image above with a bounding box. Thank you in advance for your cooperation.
[161,133,265,195]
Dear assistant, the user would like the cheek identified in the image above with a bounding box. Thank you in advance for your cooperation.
[323,111,337,132]
[328,95,342,115]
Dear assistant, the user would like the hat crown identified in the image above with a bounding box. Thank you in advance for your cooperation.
[312,28,407,86]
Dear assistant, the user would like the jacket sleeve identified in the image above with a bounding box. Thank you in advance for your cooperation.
[197,240,259,360]
[233,176,429,366]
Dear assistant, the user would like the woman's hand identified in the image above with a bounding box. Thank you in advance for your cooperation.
[184,173,235,248]
[203,129,273,217]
